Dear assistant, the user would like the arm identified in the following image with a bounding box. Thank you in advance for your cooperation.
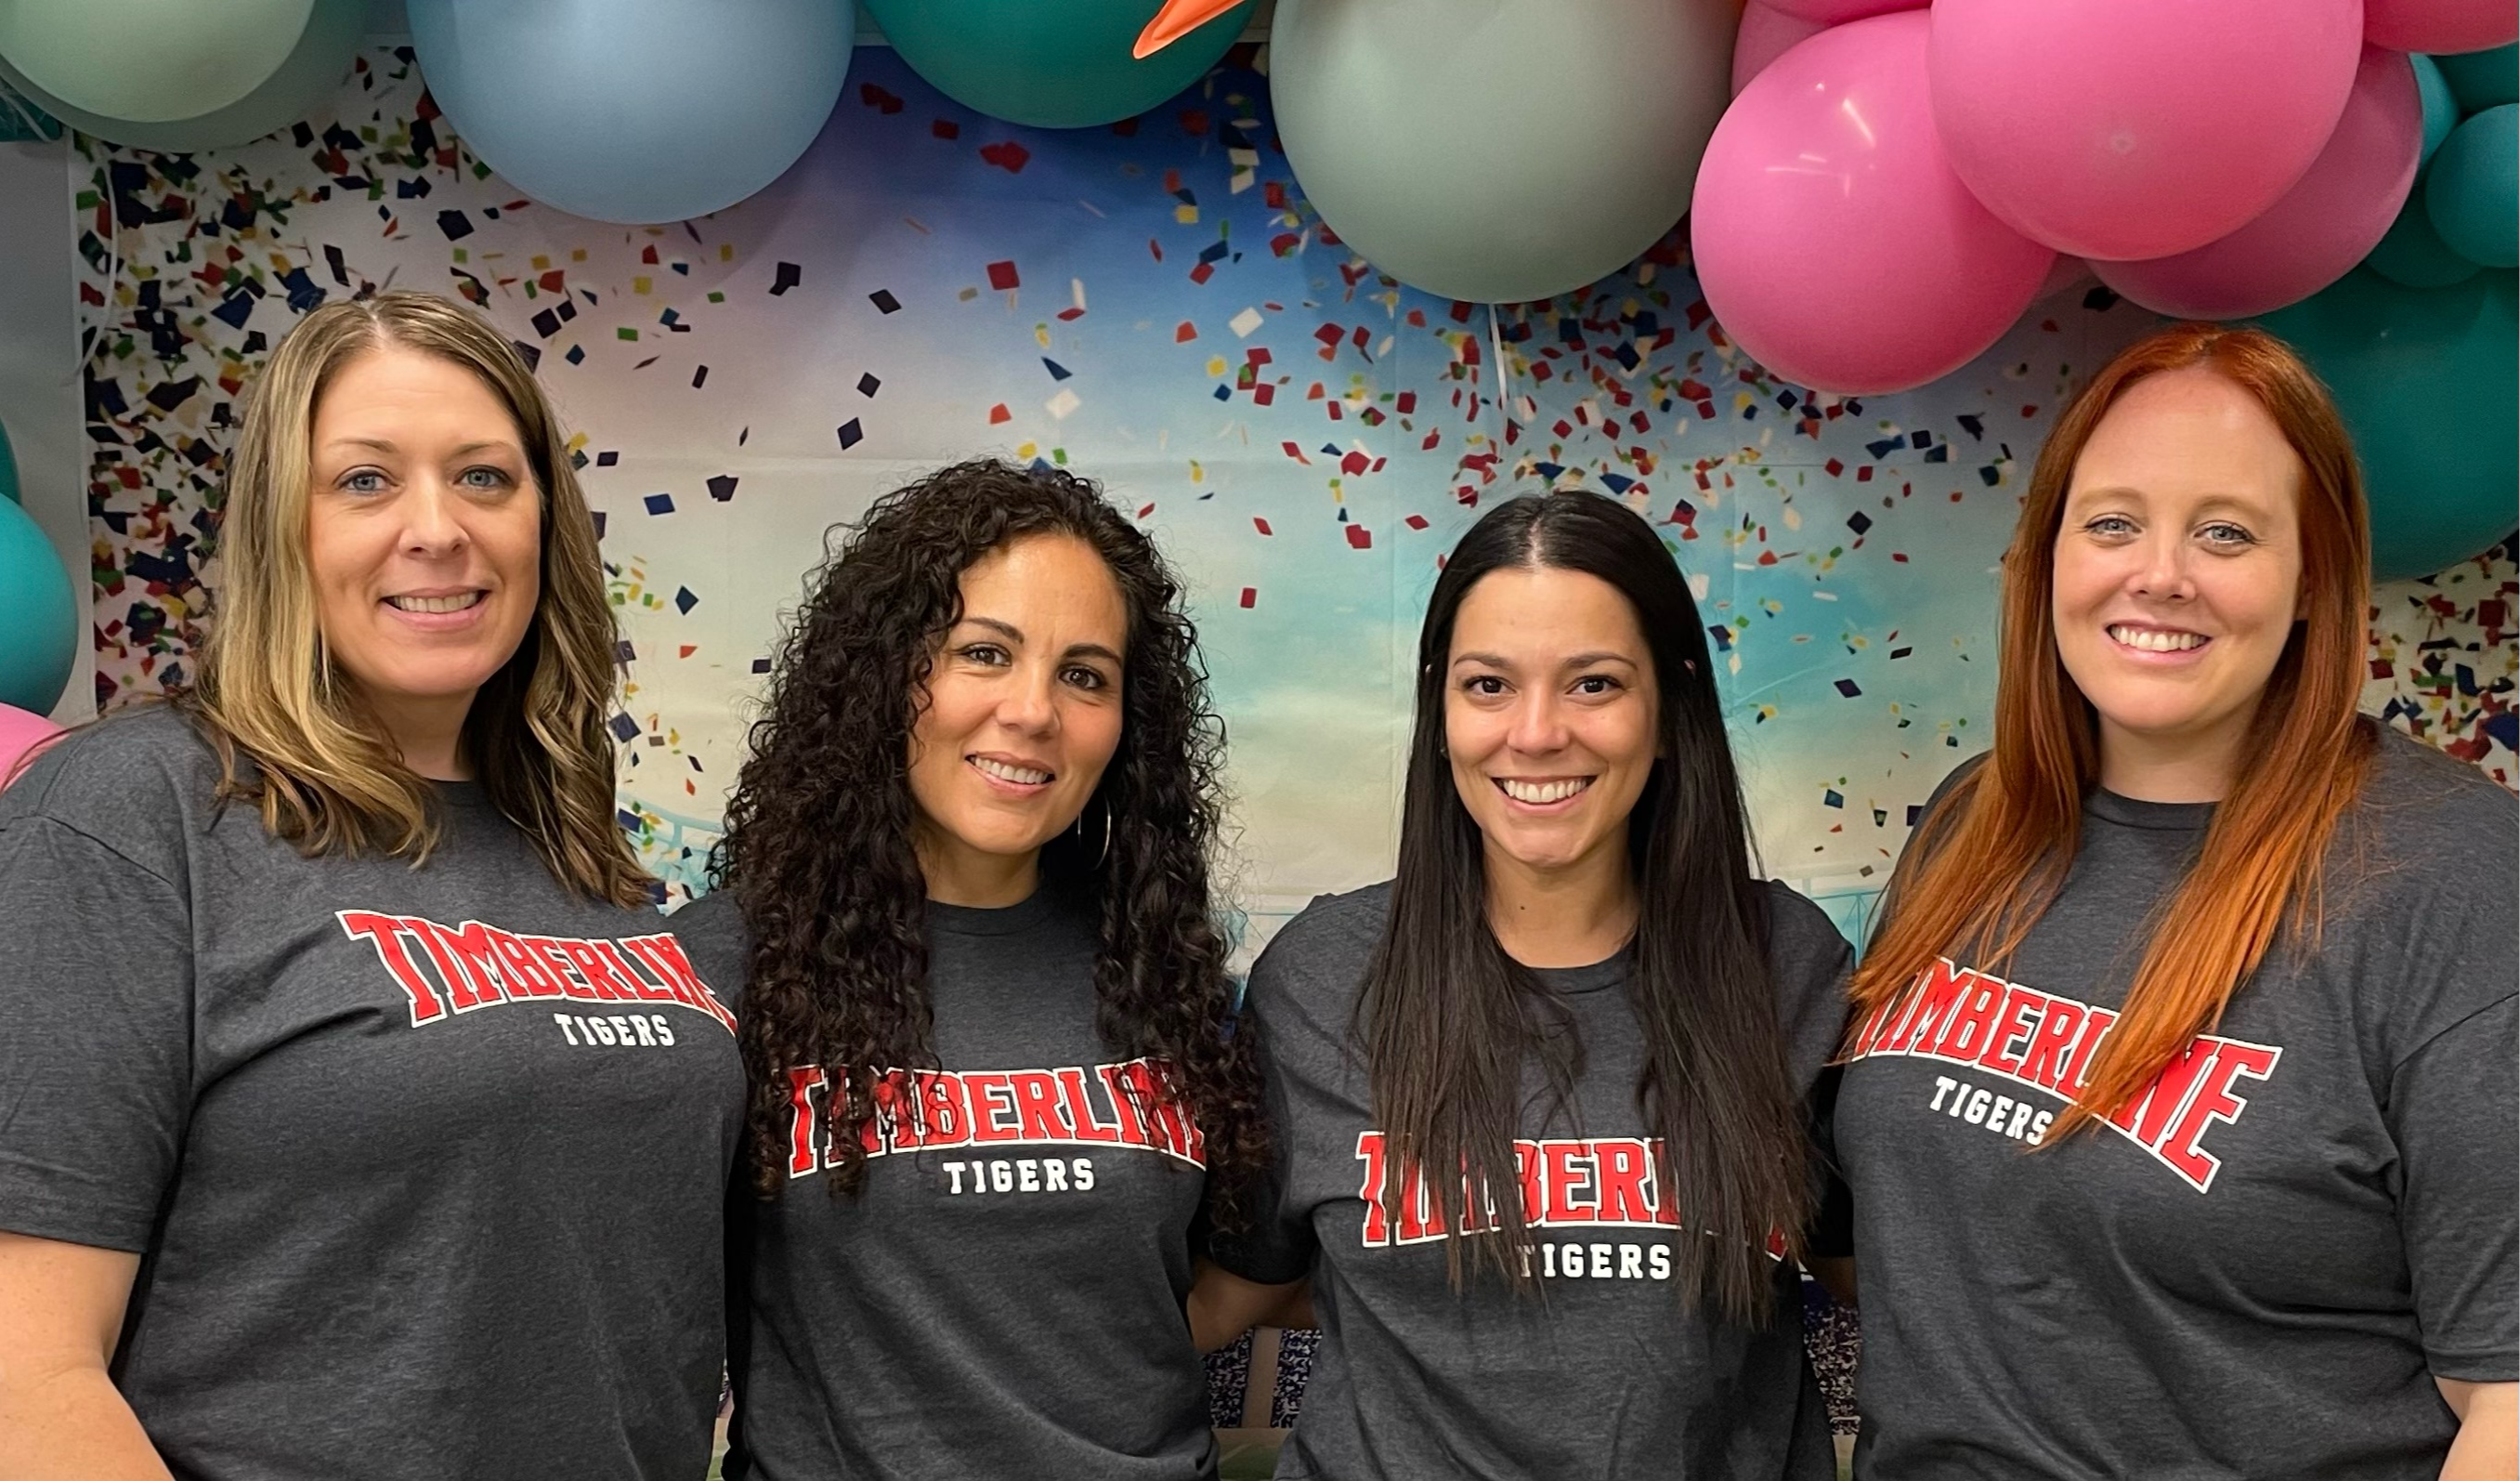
[2437,1379,2516,1481]
[1188,1258,1313,1351]
[0,1233,170,1481]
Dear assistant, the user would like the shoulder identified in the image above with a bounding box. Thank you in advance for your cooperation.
[2350,726,2516,851]
[1756,880,1856,1072]
[664,886,751,1013]
[0,704,225,878]
[1245,881,1390,1018]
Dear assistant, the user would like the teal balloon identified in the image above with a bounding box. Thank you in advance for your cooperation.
[2414,53,2459,168]
[2425,104,2518,267]
[0,418,18,505]
[0,494,75,714]
[2435,43,2516,112]
[0,0,362,152]
[2256,268,2518,581]
[2367,190,2484,286]
[865,0,1254,129]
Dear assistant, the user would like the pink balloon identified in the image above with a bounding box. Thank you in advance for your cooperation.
[1929,0,2364,261]
[2364,0,2516,55]
[2096,48,2422,320]
[1691,12,2055,395]
[1764,0,1922,22]
[1732,3,1826,98]
[0,703,62,788]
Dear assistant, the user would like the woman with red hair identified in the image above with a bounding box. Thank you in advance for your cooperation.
[1827,323,2515,1478]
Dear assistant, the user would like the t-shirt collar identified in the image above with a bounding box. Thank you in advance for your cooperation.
[2083,785,2215,832]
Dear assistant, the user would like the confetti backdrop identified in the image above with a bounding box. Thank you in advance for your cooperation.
[73,44,2515,944]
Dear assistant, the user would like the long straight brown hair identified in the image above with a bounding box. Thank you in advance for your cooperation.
[1848,323,2376,1146]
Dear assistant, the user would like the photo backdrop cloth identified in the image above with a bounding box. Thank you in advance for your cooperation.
[70,45,2517,943]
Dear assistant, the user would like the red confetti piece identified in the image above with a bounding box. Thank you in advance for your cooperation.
[1405,514,1429,530]
[979,141,1031,173]
[1346,525,1373,549]
[986,260,1020,291]
[1339,451,1369,477]
[1149,239,1163,261]
[678,645,697,658]
[1056,307,1086,321]
[1175,321,1197,342]
[1239,587,1257,608]
[1281,441,1310,465]
[932,119,960,139]
[1189,262,1214,284]
[1253,518,1273,535]
[987,403,1011,424]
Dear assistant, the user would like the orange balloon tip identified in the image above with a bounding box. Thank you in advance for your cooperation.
[1133,0,1245,59]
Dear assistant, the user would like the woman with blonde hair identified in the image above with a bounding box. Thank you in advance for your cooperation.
[0,291,741,1480]
[1827,323,2515,1478]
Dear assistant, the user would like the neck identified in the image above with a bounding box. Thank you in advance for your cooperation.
[2096,712,2251,804]
[1482,837,1638,969]
[363,688,477,781]
[915,826,1040,909]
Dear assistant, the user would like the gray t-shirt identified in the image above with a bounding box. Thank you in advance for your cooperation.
[0,705,744,1481]
[673,884,1218,1481]
[1211,880,1853,1481]
[1833,730,2519,1480]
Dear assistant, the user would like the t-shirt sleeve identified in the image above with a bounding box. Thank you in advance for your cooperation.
[0,815,195,1252]
[1204,946,1320,1286]
[2388,996,2519,1380]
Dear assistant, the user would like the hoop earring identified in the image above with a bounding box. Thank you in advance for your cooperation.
[1073,798,1113,870]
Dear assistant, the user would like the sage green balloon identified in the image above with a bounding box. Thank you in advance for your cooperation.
[1270,0,1735,304]
[2256,268,2517,581]
[865,0,1254,129]
[0,0,362,151]
[0,0,309,121]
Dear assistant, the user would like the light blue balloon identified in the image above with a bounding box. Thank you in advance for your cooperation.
[2413,53,2459,170]
[408,0,855,224]
[2435,43,2516,113]
[0,492,76,714]
[2256,268,2518,581]
[863,0,1253,130]
[2425,104,2517,269]
[0,0,361,153]
[2367,190,2484,288]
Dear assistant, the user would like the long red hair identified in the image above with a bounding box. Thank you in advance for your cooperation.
[1848,323,2375,1146]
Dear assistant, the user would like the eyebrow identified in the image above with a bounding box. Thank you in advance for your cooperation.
[2069,485,2275,517]
[323,438,521,457]
[1450,649,1639,671]
[960,616,1123,668]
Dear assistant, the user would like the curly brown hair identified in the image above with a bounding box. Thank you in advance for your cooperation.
[714,459,1265,1221]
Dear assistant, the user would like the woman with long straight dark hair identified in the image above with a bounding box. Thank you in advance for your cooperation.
[1196,490,1850,1479]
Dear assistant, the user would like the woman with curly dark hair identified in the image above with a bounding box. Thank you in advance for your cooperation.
[671,458,1266,1481]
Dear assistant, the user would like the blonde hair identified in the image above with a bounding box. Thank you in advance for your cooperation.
[189,290,651,906]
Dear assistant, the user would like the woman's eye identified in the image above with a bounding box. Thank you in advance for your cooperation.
[959,643,1009,666]
[1462,675,1508,697]
[1061,665,1108,690]
[459,465,513,490]
[1573,675,1620,697]
[2200,521,2256,547]
[339,469,388,493]
[2084,514,2136,537]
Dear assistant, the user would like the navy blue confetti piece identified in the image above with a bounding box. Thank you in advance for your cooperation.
[436,209,474,241]
[644,492,674,515]
[1042,358,1071,381]
[771,261,802,295]
[1212,385,1230,400]
[615,640,636,663]
[1823,789,1843,807]
[1864,437,1902,459]
[596,451,619,466]
[837,419,864,450]
[674,585,698,614]
[707,475,738,502]
[1956,413,1984,440]
[1834,678,1862,697]
[564,344,585,365]
[530,307,562,338]
[868,288,900,313]
[1847,510,1873,534]
[692,364,708,388]
[1889,646,1912,660]
[751,657,773,674]
[608,714,640,742]
[857,373,880,397]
